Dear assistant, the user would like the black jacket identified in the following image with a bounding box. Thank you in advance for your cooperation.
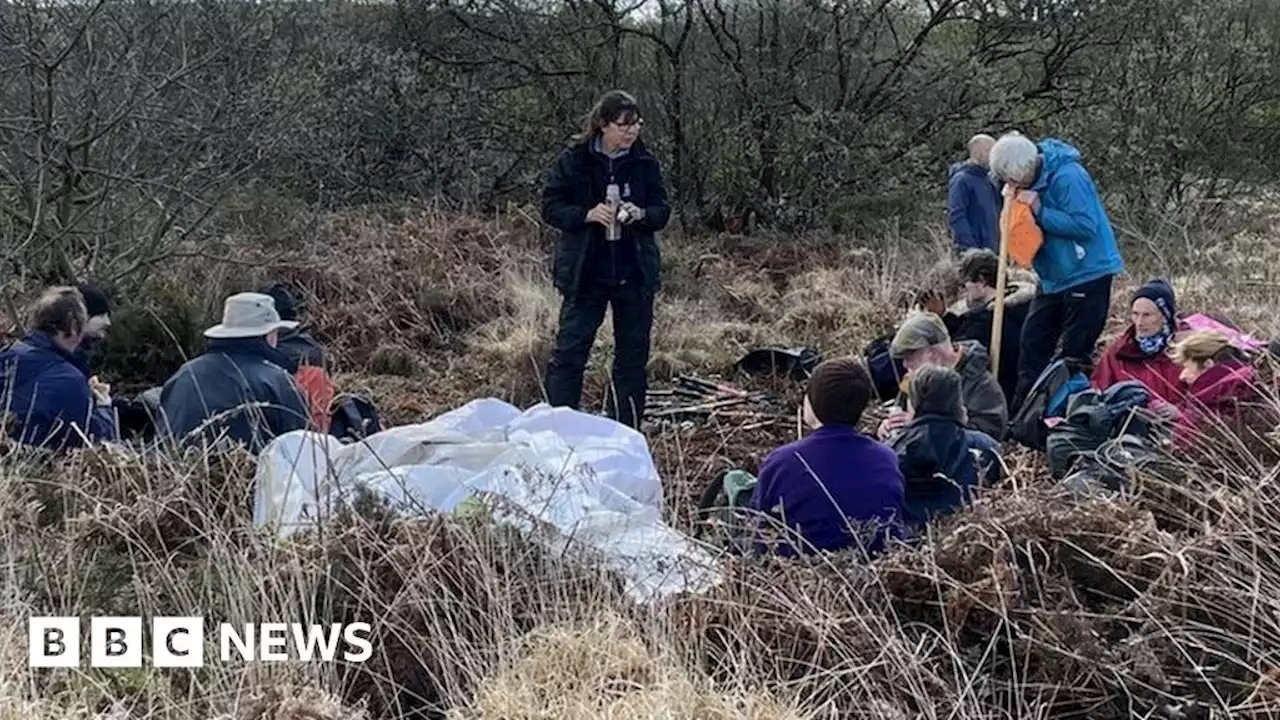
[890,415,1002,528]
[944,280,1037,409]
[541,138,671,295]
[277,327,327,371]
[157,337,309,454]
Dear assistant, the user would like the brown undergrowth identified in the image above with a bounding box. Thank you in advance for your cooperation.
[6,205,1280,718]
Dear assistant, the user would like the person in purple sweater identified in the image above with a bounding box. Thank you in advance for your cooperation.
[746,357,908,558]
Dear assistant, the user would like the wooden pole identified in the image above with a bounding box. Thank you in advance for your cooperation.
[990,185,1013,374]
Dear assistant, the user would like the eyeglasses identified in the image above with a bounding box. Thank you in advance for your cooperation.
[612,118,644,131]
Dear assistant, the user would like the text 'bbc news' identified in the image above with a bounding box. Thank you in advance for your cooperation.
[28,617,373,667]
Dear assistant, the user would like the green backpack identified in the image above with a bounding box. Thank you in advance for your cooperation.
[694,469,757,542]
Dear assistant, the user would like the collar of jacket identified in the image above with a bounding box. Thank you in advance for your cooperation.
[573,137,652,162]
[202,336,295,371]
[23,330,91,376]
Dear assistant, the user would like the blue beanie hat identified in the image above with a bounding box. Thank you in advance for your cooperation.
[1133,279,1176,328]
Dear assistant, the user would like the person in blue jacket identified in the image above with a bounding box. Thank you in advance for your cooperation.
[947,134,1002,252]
[989,132,1125,414]
[0,286,117,450]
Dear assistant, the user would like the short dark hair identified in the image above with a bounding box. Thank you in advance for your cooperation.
[574,90,641,142]
[30,286,87,337]
[907,365,965,420]
[257,281,301,321]
[958,248,999,288]
[806,357,872,427]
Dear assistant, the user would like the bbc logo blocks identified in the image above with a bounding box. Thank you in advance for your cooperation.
[29,616,204,668]
[27,617,78,668]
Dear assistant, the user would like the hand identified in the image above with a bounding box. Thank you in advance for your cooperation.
[913,289,946,317]
[877,409,911,440]
[1015,190,1040,212]
[586,204,614,226]
[618,202,644,225]
[89,376,111,407]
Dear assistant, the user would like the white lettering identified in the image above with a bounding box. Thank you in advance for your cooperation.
[220,624,255,662]
[342,623,373,662]
[259,623,289,661]
[291,623,343,662]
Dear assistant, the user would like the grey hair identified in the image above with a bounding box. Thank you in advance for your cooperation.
[907,365,966,421]
[989,132,1039,185]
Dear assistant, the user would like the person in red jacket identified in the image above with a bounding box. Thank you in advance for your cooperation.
[1092,279,1185,404]
[1168,330,1264,448]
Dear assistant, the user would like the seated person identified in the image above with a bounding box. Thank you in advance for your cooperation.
[68,283,159,439]
[890,365,1002,528]
[71,282,112,372]
[258,282,327,370]
[0,287,117,449]
[1092,279,1185,404]
[879,312,1008,441]
[1167,330,1264,447]
[942,248,1037,408]
[157,292,310,454]
[746,357,906,558]
[259,282,335,432]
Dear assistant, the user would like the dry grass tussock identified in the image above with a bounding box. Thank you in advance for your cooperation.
[8,204,1280,717]
[452,613,802,719]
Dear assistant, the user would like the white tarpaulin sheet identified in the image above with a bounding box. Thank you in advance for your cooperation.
[252,398,723,602]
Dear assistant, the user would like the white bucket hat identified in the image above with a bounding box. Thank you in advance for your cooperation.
[204,292,299,339]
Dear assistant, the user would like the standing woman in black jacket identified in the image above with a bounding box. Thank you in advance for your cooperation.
[541,90,671,429]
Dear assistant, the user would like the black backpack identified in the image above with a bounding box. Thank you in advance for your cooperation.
[1045,381,1153,480]
[734,346,821,382]
[329,394,382,442]
[1008,359,1091,450]
[863,335,906,403]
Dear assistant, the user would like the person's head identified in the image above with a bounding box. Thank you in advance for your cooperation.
[203,292,298,347]
[989,132,1041,188]
[802,357,873,429]
[75,283,111,341]
[958,248,999,304]
[257,281,302,323]
[1173,331,1244,386]
[29,286,88,352]
[576,90,643,151]
[968,134,995,167]
[1130,279,1177,340]
[907,364,967,424]
[890,312,960,373]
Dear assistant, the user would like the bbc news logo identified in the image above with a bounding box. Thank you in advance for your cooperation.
[28,617,373,667]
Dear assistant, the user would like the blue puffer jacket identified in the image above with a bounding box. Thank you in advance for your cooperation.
[158,337,309,454]
[1029,139,1125,295]
[947,162,1002,251]
[0,332,117,449]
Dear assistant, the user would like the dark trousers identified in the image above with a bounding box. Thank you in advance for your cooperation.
[1012,274,1113,414]
[545,279,654,429]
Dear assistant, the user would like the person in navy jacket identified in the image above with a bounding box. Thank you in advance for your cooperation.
[158,292,309,454]
[947,134,1003,252]
[746,358,907,558]
[541,90,671,429]
[890,365,1003,529]
[0,286,117,450]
